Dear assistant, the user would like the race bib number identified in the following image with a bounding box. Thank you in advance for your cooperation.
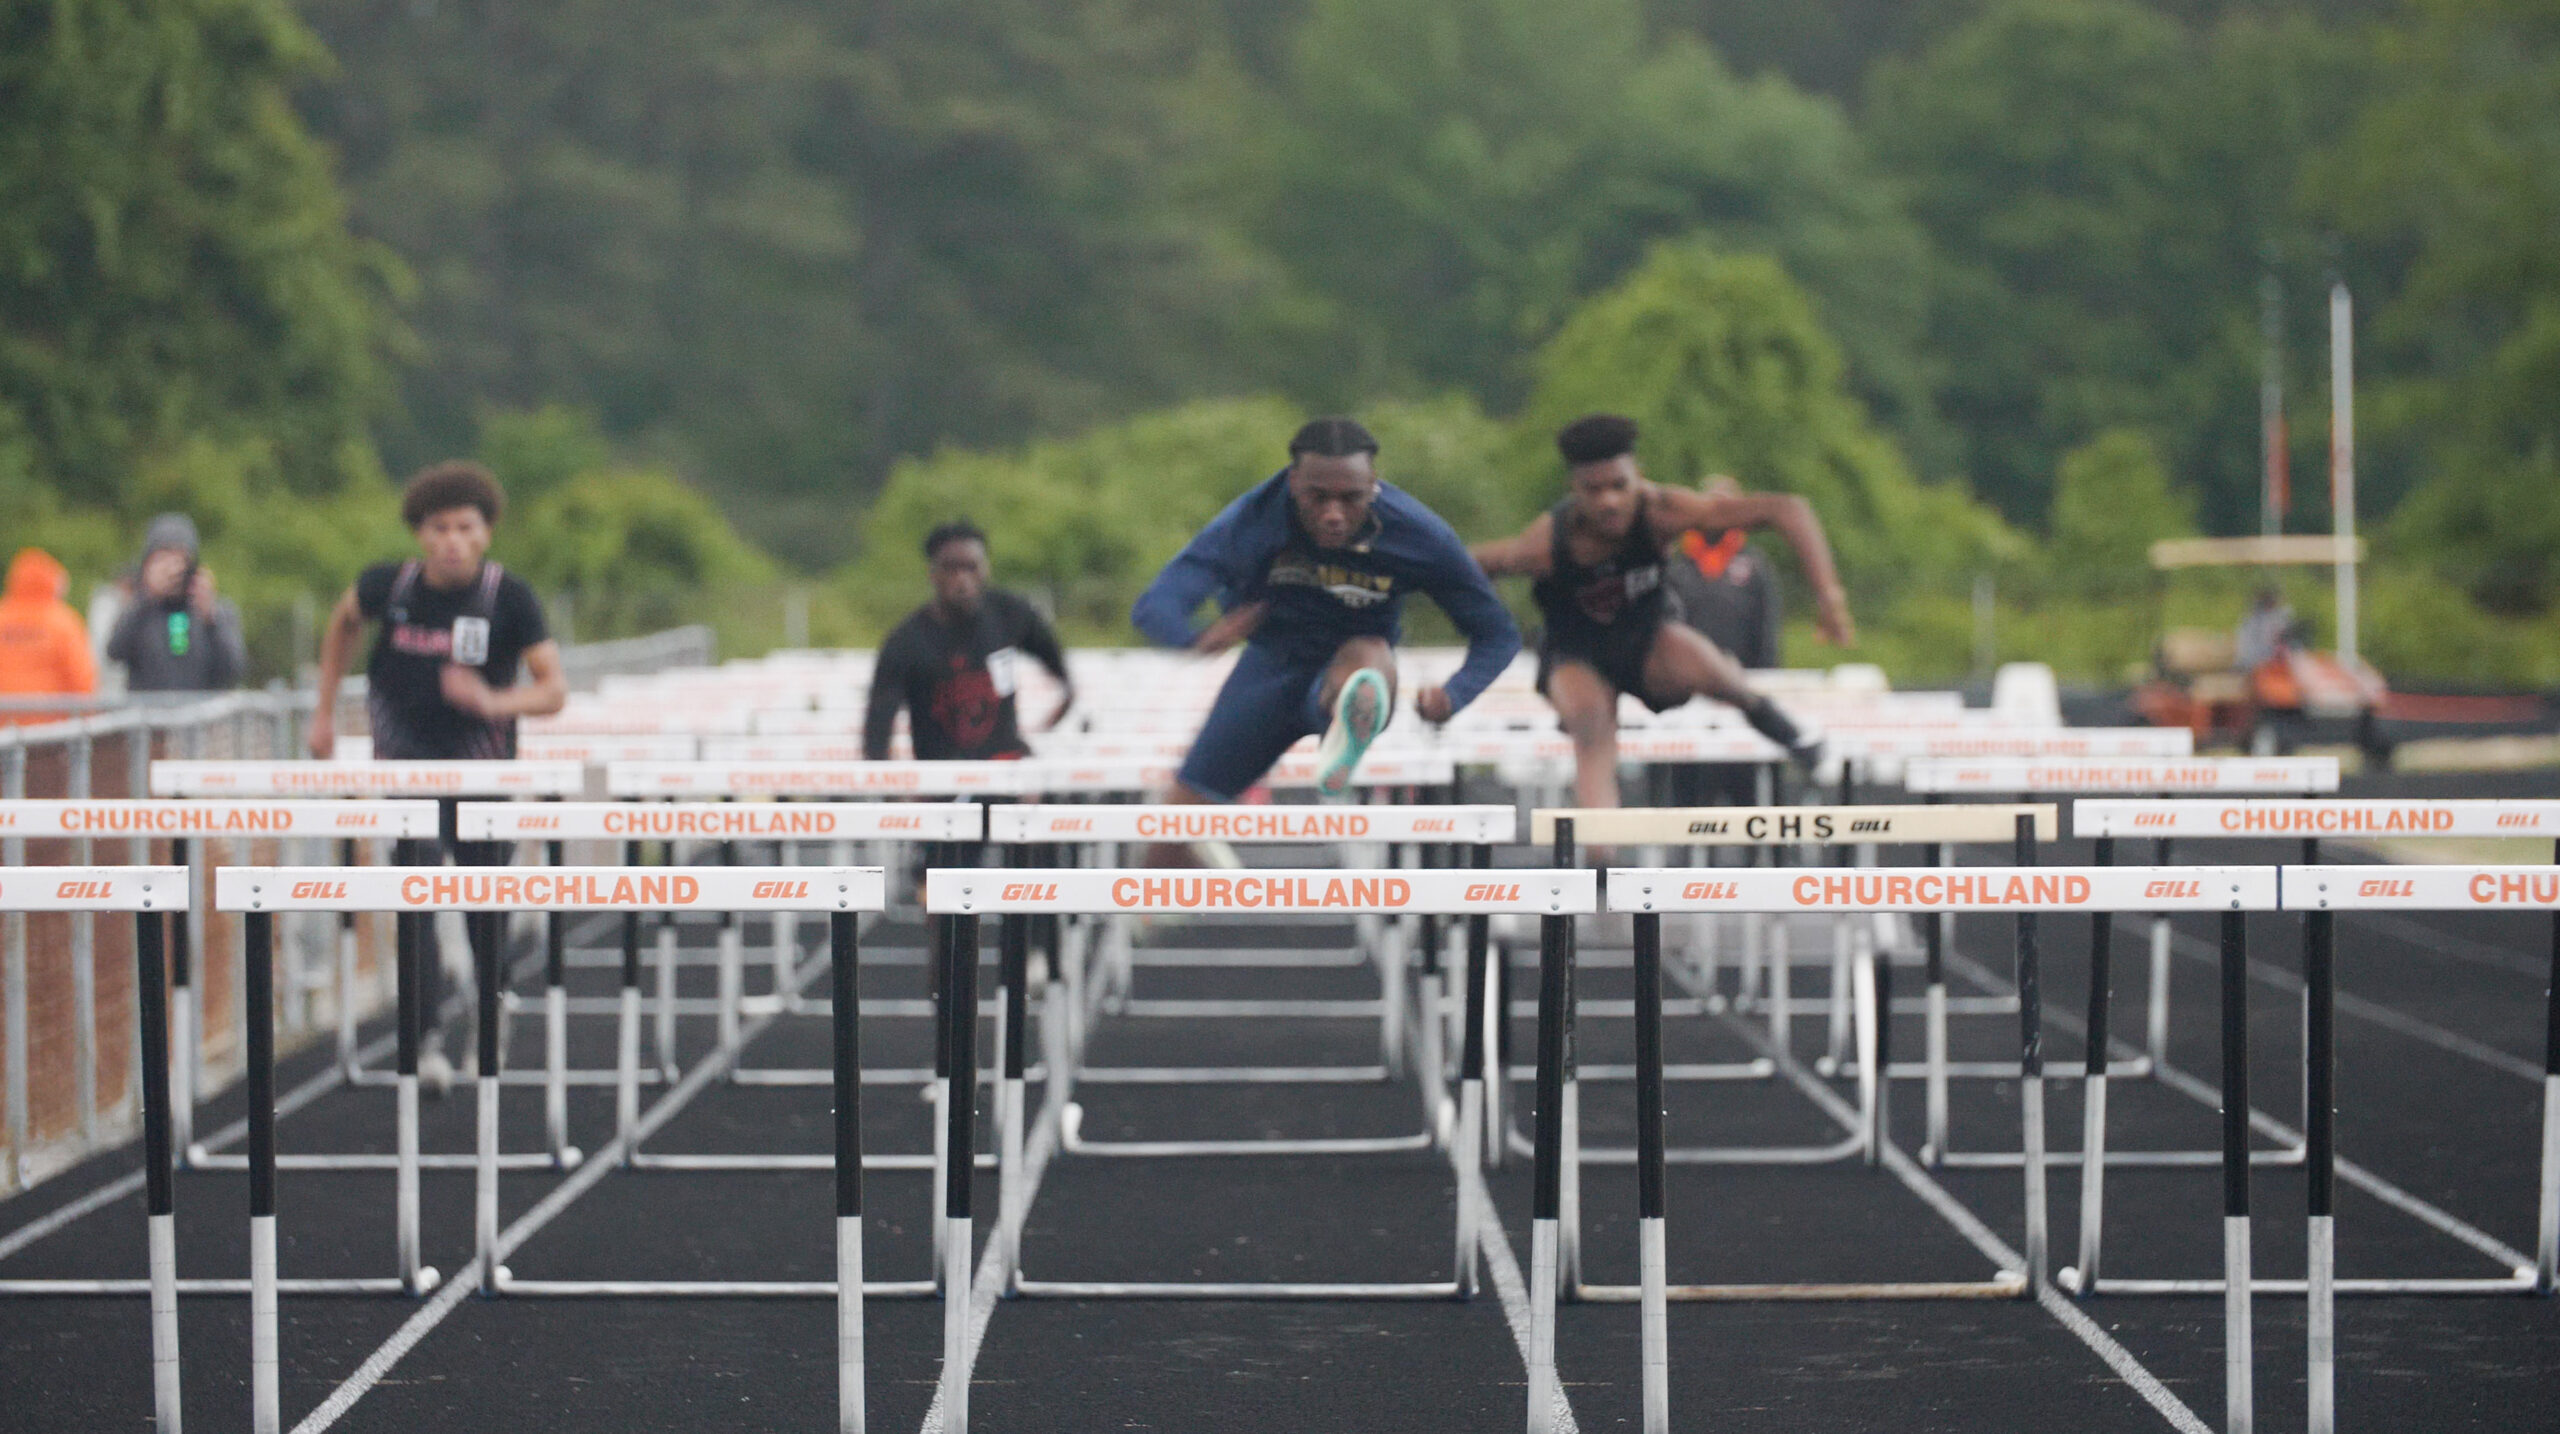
[452,616,491,667]
[986,647,1021,697]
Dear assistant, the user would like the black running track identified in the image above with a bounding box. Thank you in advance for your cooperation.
[5,767,2558,1432]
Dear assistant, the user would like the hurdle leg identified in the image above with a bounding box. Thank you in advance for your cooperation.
[246,911,280,1434]
[2221,909,2254,1434]
[2148,837,2175,1070]
[1487,935,1510,1170]
[718,911,745,1055]
[999,912,1028,1291]
[1381,916,1409,1079]
[832,911,867,1434]
[477,904,503,1294]
[136,911,182,1433]
[1555,821,1583,1295]
[2305,907,2336,1434]
[930,905,952,1285]
[1767,919,1792,1055]
[2014,815,2048,1288]
[617,911,641,1154]
[1824,913,1853,1074]
[1457,862,1491,1298]
[1633,911,1669,1434]
[169,846,198,1162]
[2540,858,2559,1295]
[2072,839,2117,1292]
[394,910,432,1293]
[1923,842,1950,1164]
[1528,909,1570,1434]
[940,911,981,1434]
[1853,933,1880,1166]
[654,914,680,1078]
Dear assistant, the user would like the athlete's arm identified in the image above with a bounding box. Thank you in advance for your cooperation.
[1467,513,1553,580]
[1131,490,1263,650]
[1018,602,1077,731]
[307,586,365,758]
[1415,520,1524,723]
[438,640,568,720]
[860,634,908,760]
[1648,484,1855,646]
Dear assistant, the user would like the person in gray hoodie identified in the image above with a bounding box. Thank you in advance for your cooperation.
[106,515,247,692]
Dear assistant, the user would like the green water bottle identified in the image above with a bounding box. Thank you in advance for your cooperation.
[166,609,191,657]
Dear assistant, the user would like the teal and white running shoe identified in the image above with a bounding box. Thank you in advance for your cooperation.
[1314,667,1390,801]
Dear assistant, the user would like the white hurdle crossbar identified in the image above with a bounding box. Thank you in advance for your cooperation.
[1604,862,2279,1434]
[217,864,888,1434]
[0,869,188,1431]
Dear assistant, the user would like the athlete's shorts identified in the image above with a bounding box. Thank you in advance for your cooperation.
[1537,618,1685,713]
[1176,642,1336,801]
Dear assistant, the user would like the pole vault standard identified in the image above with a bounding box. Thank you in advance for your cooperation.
[1603,862,2278,1434]
[217,864,889,1434]
[928,868,1590,1311]
[2287,864,2560,1434]
[1904,755,2338,1170]
[0,868,187,1428]
[2070,797,2560,1309]
[986,801,1510,1161]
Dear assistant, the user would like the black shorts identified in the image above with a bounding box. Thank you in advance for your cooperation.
[1537,619,1684,713]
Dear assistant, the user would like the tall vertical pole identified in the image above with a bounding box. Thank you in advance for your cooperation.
[2331,279,2358,667]
[2015,814,2048,1288]
[833,909,866,1434]
[136,911,182,1434]
[940,910,980,1434]
[1632,910,1669,1434]
[2222,909,2255,1434]
[2260,269,2286,539]
[246,911,280,1434]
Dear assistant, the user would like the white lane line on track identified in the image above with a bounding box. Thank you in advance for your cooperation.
[1471,1175,1579,1434]
[919,1093,1057,1434]
[292,961,823,1434]
[2155,926,2544,1083]
[0,1029,397,1263]
[1680,962,2213,1434]
[1946,944,2538,1274]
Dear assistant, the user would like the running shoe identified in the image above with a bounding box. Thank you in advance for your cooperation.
[1315,666,1390,801]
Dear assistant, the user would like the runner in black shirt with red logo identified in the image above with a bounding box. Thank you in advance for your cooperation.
[1470,415,1856,815]
[310,462,568,1089]
[863,521,1074,760]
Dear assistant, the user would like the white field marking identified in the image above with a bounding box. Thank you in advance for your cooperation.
[2155,926,2542,1084]
[1471,1172,1580,1434]
[1946,941,2537,1274]
[0,1028,397,1262]
[290,960,825,1434]
[918,1091,1058,1434]
[1665,963,2214,1434]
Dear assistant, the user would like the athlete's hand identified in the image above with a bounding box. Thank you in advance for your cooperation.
[1413,685,1455,725]
[439,663,501,718]
[306,710,336,759]
[1815,587,1857,647]
[1191,601,1268,656]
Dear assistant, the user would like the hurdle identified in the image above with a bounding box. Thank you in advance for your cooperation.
[989,801,1511,1161]
[0,868,186,1428]
[1598,860,2279,1434]
[1902,755,2338,1170]
[2063,798,2560,1304]
[150,760,586,1151]
[2283,864,2560,1434]
[927,865,1591,1329]
[218,863,889,1434]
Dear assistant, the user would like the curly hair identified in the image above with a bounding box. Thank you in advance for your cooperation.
[400,461,506,529]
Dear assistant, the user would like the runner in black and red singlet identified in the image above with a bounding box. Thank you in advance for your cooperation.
[863,521,1074,761]
[310,462,567,1089]
[1470,414,1855,812]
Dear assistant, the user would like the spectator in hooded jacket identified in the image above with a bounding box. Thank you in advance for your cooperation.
[107,514,248,693]
[0,548,98,719]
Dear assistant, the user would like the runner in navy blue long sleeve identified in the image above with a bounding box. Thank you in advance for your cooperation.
[1132,417,1520,807]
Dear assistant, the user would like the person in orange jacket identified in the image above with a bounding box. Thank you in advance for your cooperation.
[0,548,98,718]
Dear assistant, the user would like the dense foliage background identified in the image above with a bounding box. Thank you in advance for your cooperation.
[4,0,2554,681]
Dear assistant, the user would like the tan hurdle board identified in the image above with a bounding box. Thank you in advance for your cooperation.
[150,760,585,798]
[216,865,887,913]
[1604,865,2278,914]
[0,867,191,911]
[0,799,440,839]
[2286,865,2560,911]
[2076,798,2560,840]
[1903,756,2339,794]
[456,800,982,843]
[1530,803,2057,848]
[988,803,1514,846]
[925,866,1595,917]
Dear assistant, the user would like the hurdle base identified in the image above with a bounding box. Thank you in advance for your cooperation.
[187,1148,573,1172]
[1511,1123,1865,1167]
[0,1276,419,1296]
[491,1268,937,1299]
[1930,1144,2305,1169]
[628,1150,996,1172]
[2057,1269,2537,1298]
[1576,1275,2027,1302]
[1013,1277,1462,1300]
[1884,1058,2153,1080]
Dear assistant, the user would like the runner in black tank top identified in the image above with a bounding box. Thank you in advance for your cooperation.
[1530,490,1682,712]
[1470,414,1858,815]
